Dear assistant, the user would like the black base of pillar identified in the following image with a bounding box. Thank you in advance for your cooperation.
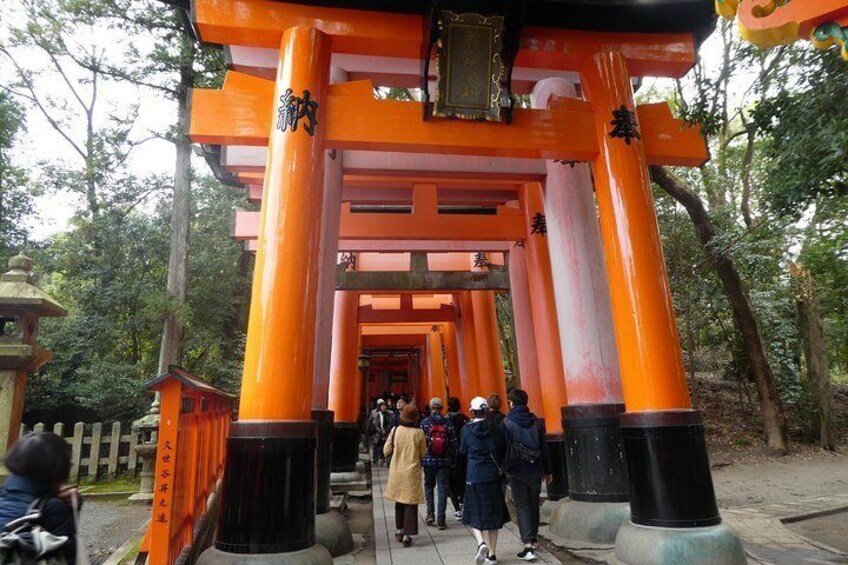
[215,421,317,554]
[620,410,720,528]
[331,423,361,473]
[562,403,629,503]
[312,410,334,515]
[545,434,569,502]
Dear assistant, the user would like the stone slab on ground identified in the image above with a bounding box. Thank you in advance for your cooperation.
[331,494,347,513]
[785,511,848,554]
[371,464,561,565]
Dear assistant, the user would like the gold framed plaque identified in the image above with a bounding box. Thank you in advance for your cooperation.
[433,11,505,122]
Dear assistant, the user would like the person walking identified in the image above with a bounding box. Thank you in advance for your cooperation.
[446,396,469,520]
[501,389,553,561]
[384,403,427,547]
[368,399,391,466]
[487,393,505,427]
[0,432,84,564]
[390,396,407,430]
[460,397,509,565]
[420,397,457,529]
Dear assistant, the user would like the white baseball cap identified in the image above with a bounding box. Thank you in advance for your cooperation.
[377,398,386,405]
[469,396,488,411]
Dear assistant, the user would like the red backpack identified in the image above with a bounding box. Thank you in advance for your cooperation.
[428,422,448,457]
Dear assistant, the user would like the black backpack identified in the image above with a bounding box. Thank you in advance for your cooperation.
[0,497,69,564]
[504,419,543,466]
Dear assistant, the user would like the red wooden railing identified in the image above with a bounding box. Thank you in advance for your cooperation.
[139,366,234,565]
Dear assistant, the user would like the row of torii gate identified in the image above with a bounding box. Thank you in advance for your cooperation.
[177,1,747,564]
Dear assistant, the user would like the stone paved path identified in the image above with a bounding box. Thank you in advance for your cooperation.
[372,464,561,565]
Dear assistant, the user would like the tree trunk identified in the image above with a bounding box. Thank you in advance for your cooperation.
[651,165,789,454]
[791,263,836,451]
[157,39,194,376]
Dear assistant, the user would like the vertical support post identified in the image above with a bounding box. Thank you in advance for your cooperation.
[427,328,448,402]
[88,423,102,481]
[0,369,28,452]
[533,78,629,543]
[108,422,121,479]
[329,291,361,474]
[506,243,543,414]
[457,291,481,405]
[312,150,344,410]
[443,323,464,407]
[520,182,569,501]
[581,51,744,563]
[70,422,83,483]
[148,379,181,565]
[201,26,333,564]
[470,291,508,404]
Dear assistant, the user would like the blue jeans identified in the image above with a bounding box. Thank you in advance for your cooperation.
[424,466,450,524]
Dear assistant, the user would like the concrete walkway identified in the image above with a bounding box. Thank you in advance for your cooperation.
[372,464,561,565]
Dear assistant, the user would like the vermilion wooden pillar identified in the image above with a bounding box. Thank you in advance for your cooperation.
[533,78,629,520]
[470,290,508,405]
[311,148,343,520]
[520,182,569,501]
[457,291,482,406]
[204,26,332,561]
[328,291,361,474]
[581,50,721,534]
[443,322,465,407]
[506,242,543,412]
[427,328,448,402]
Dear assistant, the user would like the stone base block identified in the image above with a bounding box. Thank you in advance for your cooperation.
[540,499,559,525]
[197,544,333,565]
[549,499,629,546]
[316,510,354,557]
[615,521,746,565]
[127,493,154,505]
[330,472,367,492]
[329,494,346,513]
[355,460,366,474]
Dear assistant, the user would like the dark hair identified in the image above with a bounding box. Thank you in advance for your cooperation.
[6,432,71,487]
[487,393,502,411]
[447,397,461,412]
[508,388,529,407]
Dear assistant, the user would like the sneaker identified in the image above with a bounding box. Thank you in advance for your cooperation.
[453,510,463,520]
[402,535,412,547]
[484,554,498,565]
[437,522,447,530]
[517,548,537,561]
[395,530,403,543]
[425,514,435,526]
[475,542,489,565]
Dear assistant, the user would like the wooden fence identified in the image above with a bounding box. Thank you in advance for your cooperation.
[138,366,234,565]
[19,421,144,483]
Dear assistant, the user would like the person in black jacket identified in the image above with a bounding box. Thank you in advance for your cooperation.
[0,432,80,563]
[445,396,469,520]
[501,389,552,561]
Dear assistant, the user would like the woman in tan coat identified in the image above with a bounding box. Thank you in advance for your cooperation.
[384,403,426,547]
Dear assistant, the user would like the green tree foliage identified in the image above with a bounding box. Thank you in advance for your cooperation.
[25,177,251,423]
[753,48,848,383]
[0,92,34,257]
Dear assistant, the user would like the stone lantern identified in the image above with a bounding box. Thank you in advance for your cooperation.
[0,253,66,452]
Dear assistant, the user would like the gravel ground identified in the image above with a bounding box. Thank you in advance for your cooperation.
[79,498,150,564]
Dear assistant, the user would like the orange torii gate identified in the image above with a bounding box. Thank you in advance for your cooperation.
[168,1,748,564]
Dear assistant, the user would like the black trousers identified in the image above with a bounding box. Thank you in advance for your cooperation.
[395,502,419,535]
[509,471,542,544]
